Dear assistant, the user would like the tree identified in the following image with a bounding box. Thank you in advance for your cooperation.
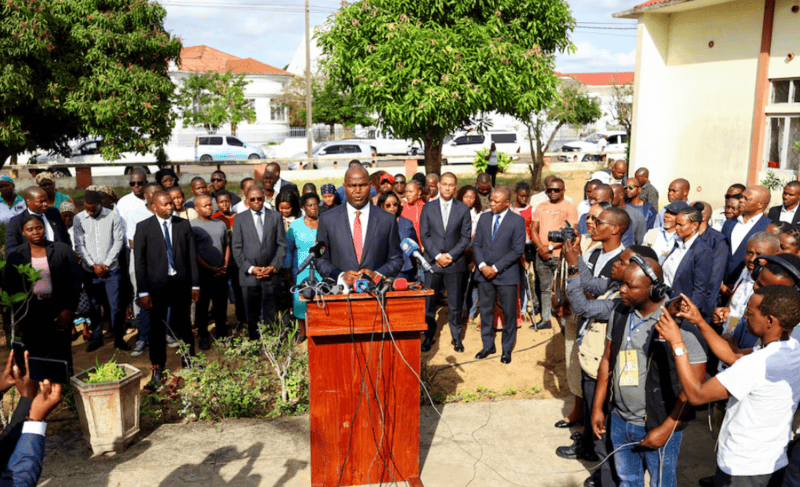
[0,0,182,167]
[316,0,574,175]
[275,72,316,127]
[609,76,633,161]
[300,78,374,140]
[522,84,602,191]
[175,71,256,136]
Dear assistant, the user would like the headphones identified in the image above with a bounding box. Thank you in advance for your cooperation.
[629,254,672,301]
[751,255,800,292]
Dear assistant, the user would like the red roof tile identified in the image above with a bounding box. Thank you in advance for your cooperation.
[635,0,671,7]
[178,46,292,76]
[562,72,634,86]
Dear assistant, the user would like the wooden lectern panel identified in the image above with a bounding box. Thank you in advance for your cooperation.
[306,291,430,487]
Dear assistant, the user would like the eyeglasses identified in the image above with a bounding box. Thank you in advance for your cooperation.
[210,178,224,182]
[586,215,598,222]
[594,219,612,227]
[623,185,638,190]
[725,193,743,200]
[545,188,563,193]
[249,197,264,202]
[129,181,144,187]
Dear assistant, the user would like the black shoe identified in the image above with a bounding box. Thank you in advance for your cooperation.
[475,346,496,359]
[584,477,599,487]
[570,430,583,441]
[147,368,163,390]
[555,419,580,428]
[199,339,210,351]
[556,444,598,461]
[114,340,131,351]
[452,339,464,353]
[534,320,553,330]
[698,476,715,487]
[86,341,102,353]
[500,352,511,364]
[421,337,434,352]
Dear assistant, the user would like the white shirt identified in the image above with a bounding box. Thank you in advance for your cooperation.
[435,198,454,261]
[646,227,678,264]
[597,138,608,152]
[116,192,146,230]
[478,209,508,272]
[780,205,799,224]
[346,202,369,245]
[577,199,591,219]
[30,211,54,242]
[487,151,498,166]
[592,245,624,278]
[710,207,728,231]
[155,215,176,276]
[662,232,699,286]
[730,214,764,255]
[716,338,800,476]
[728,268,755,320]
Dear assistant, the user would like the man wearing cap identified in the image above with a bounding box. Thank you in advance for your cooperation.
[0,175,26,225]
[645,200,687,264]
[378,173,395,194]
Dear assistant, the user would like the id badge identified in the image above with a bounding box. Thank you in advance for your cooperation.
[618,350,639,387]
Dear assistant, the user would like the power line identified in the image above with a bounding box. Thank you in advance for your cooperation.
[574,30,637,38]
[574,25,637,30]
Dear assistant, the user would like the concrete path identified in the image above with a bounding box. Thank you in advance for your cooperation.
[37,398,716,486]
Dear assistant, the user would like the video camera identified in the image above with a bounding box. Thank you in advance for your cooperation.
[548,221,576,244]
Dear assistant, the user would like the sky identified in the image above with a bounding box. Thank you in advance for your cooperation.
[161,0,638,75]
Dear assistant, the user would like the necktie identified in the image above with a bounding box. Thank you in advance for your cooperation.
[353,211,363,263]
[492,214,500,240]
[163,221,175,271]
[256,211,263,242]
[442,202,449,230]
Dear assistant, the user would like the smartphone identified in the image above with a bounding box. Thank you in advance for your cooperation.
[11,341,26,376]
[28,357,69,384]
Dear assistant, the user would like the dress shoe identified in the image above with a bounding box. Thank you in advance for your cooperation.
[556,444,598,461]
[698,476,715,487]
[199,339,210,351]
[584,477,599,487]
[421,337,434,352]
[86,341,102,353]
[114,340,131,351]
[474,346,496,359]
[534,320,553,330]
[555,419,580,428]
[452,339,464,353]
[500,352,511,364]
[147,368,163,390]
[570,430,583,441]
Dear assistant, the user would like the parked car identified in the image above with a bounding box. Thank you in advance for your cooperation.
[29,139,159,177]
[360,129,422,156]
[194,135,264,162]
[289,141,377,170]
[560,131,628,161]
[440,130,521,164]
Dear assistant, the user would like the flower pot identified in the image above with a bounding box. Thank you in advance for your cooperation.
[70,363,142,455]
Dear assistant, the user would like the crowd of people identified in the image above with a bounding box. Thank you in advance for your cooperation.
[4,159,800,486]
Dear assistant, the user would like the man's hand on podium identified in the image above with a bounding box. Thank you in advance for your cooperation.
[343,270,361,286]
[359,269,378,281]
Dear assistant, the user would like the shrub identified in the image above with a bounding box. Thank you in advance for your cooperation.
[472,148,513,173]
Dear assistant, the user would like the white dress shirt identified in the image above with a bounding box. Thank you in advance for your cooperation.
[155,215,176,276]
[435,197,454,261]
[729,268,755,320]
[30,211,54,242]
[730,214,764,255]
[478,209,508,272]
[346,202,369,244]
[780,205,799,224]
[662,232,700,286]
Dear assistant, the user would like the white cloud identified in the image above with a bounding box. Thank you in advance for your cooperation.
[556,41,636,73]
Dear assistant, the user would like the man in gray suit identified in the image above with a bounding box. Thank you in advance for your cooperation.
[231,185,286,338]
[419,172,472,353]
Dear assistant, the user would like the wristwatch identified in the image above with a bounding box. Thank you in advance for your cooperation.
[567,265,579,276]
[673,346,686,357]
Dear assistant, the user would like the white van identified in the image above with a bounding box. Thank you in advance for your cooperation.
[441,130,521,164]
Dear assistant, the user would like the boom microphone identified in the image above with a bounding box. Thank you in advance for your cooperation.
[400,238,432,273]
[297,241,327,273]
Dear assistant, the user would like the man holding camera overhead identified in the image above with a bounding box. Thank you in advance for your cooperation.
[531,177,579,330]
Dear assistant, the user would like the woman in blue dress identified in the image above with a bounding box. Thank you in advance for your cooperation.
[284,192,321,342]
[377,191,418,281]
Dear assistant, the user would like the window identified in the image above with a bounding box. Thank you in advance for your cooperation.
[322,145,341,155]
[270,102,286,121]
[344,145,361,153]
[765,116,800,170]
[607,135,619,145]
[468,135,485,144]
[771,79,800,105]
[226,136,244,147]
[208,137,223,146]
[491,133,517,144]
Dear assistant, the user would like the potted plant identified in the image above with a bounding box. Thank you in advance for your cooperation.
[70,358,142,455]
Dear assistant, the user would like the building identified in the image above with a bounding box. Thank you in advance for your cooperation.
[562,72,635,133]
[169,45,294,146]
[615,0,800,207]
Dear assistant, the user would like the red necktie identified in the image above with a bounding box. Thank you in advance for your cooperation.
[353,211,363,263]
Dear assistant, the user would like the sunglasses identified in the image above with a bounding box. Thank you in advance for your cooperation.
[249,197,264,202]
[129,181,144,187]
[210,178,224,182]
[624,185,639,190]
[545,188,563,194]
[594,219,612,227]
[725,193,743,200]
[586,215,598,222]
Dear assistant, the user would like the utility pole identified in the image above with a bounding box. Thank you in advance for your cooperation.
[305,0,313,163]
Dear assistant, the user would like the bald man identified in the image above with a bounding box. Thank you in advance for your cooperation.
[634,168,659,208]
[721,185,771,284]
[654,178,691,228]
[767,180,800,226]
[609,160,627,185]
[425,173,440,201]
[5,186,71,249]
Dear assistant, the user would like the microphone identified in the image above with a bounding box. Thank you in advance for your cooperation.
[297,241,327,273]
[392,278,408,291]
[354,279,375,293]
[401,238,432,273]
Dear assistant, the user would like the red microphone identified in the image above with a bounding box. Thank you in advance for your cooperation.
[393,278,408,291]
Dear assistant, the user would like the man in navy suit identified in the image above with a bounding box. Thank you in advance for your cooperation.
[134,191,200,386]
[419,172,472,353]
[767,181,800,226]
[472,187,526,364]
[231,185,286,339]
[5,187,70,249]
[721,185,771,288]
[316,166,402,285]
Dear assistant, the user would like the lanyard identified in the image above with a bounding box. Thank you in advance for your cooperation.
[628,314,647,348]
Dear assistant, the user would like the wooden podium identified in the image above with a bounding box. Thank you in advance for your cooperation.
[305,289,433,487]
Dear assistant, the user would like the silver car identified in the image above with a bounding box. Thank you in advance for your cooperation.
[289,141,377,170]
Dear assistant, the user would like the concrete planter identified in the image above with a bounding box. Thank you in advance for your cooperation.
[70,363,142,455]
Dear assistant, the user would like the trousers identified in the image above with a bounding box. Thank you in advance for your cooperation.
[424,271,465,342]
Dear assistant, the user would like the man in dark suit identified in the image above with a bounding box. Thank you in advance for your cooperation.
[472,187,526,364]
[134,191,200,386]
[697,201,729,310]
[5,187,70,249]
[767,181,800,226]
[721,185,771,287]
[419,172,472,353]
[316,166,403,285]
[265,163,298,196]
[231,185,286,339]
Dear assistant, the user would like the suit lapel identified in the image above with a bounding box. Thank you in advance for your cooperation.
[431,200,444,233]
[490,212,511,247]
[674,245,693,282]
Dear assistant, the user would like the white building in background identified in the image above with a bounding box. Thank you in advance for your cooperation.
[168,45,294,148]
[561,72,634,133]
[286,36,323,76]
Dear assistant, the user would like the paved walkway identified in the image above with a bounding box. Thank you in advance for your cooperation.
[38,398,715,486]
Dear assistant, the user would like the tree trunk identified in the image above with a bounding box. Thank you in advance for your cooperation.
[329,123,335,141]
[231,123,237,136]
[526,125,545,192]
[0,150,12,172]
[423,134,443,176]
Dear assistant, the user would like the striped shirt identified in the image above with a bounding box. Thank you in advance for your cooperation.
[73,207,125,272]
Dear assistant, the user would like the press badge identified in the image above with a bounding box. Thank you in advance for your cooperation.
[618,350,638,387]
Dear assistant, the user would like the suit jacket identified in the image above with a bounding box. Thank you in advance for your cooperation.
[277,179,298,196]
[721,215,771,283]
[5,209,70,250]
[0,431,45,487]
[133,215,199,294]
[472,210,526,285]
[666,237,715,319]
[419,198,472,274]
[699,227,729,302]
[316,203,403,279]
[767,205,800,226]
[0,398,31,471]
[231,208,286,288]
[397,216,418,274]
[3,242,81,316]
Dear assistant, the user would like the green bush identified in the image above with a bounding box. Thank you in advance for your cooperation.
[472,148,513,173]
[84,357,126,384]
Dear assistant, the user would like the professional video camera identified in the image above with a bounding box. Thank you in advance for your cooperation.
[548,221,576,244]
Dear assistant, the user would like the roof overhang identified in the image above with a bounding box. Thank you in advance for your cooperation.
[613,0,734,19]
